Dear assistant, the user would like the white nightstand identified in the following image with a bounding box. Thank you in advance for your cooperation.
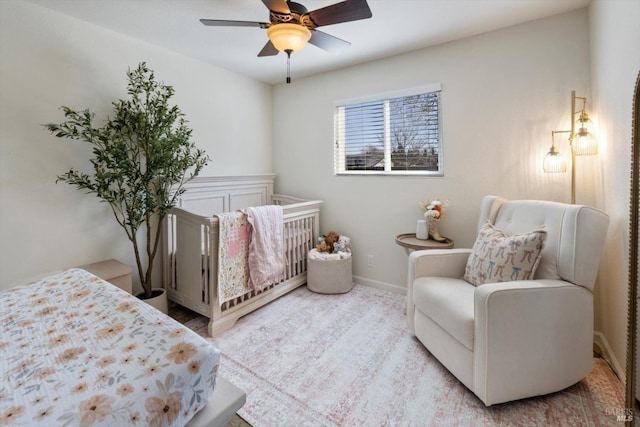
[80,259,133,294]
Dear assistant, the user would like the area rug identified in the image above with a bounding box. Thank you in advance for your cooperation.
[185,285,625,426]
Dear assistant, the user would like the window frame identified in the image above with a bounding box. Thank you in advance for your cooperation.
[333,83,443,177]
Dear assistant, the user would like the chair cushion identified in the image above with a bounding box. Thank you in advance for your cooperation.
[413,277,475,350]
[463,222,547,286]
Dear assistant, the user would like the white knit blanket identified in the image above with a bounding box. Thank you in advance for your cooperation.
[243,205,285,290]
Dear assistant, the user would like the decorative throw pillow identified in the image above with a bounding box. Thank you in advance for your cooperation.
[463,222,547,286]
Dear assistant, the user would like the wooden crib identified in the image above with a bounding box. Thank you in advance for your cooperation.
[162,174,322,336]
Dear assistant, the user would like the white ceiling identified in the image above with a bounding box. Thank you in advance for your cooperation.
[26,0,590,85]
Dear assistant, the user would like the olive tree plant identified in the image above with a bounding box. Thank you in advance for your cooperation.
[45,62,209,299]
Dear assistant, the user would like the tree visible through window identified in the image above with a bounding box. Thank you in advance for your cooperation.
[334,86,442,175]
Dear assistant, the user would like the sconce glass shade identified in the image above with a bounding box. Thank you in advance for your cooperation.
[543,145,567,173]
[576,111,594,134]
[573,111,598,155]
[573,131,598,156]
[266,23,311,52]
[573,113,597,155]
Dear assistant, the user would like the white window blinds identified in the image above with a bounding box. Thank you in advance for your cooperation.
[334,85,442,176]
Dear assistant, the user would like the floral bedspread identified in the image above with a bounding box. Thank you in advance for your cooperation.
[0,269,220,427]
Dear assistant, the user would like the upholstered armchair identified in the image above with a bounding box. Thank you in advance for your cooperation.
[406,195,609,406]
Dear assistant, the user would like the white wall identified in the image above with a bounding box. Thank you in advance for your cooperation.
[589,0,640,381]
[272,10,590,291]
[0,1,273,290]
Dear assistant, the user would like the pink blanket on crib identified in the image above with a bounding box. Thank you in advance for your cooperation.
[215,212,252,304]
[244,205,285,290]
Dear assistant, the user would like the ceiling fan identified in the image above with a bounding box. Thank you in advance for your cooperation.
[200,0,373,83]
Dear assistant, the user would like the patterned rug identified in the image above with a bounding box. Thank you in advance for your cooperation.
[185,285,625,426]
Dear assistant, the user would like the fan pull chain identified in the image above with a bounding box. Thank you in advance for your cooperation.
[286,49,292,84]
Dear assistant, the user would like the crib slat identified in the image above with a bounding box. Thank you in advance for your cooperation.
[286,221,293,280]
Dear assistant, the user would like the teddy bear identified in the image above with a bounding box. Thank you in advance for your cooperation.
[333,235,351,253]
[316,241,331,253]
[317,230,340,253]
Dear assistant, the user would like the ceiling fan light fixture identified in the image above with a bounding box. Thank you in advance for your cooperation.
[267,23,311,52]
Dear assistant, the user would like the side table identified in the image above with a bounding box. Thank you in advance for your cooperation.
[395,233,454,255]
[396,234,454,314]
[79,259,133,294]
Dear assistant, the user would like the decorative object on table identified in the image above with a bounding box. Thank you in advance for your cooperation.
[308,231,352,294]
[419,198,449,242]
[416,220,428,240]
[44,62,209,305]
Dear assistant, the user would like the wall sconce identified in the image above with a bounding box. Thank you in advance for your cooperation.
[543,91,598,204]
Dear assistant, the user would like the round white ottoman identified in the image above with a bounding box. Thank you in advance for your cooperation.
[307,254,353,294]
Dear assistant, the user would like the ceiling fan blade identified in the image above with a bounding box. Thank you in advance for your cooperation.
[308,0,372,28]
[261,0,290,14]
[309,30,351,53]
[200,19,269,28]
[258,40,280,57]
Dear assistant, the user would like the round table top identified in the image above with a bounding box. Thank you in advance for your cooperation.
[395,233,454,251]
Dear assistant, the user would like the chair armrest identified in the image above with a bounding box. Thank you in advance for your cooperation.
[408,248,472,280]
[406,249,471,332]
[472,279,593,405]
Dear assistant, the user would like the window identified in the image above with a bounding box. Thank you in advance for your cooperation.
[334,84,442,176]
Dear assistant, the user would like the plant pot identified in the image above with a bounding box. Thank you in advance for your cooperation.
[137,288,168,314]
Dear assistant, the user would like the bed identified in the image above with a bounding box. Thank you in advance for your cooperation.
[0,268,245,427]
[162,174,322,337]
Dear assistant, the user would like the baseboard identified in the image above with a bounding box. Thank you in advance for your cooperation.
[594,330,624,382]
[352,275,406,295]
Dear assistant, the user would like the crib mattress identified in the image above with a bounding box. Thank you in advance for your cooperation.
[0,268,220,427]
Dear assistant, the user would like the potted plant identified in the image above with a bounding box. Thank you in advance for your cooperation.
[45,62,209,309]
